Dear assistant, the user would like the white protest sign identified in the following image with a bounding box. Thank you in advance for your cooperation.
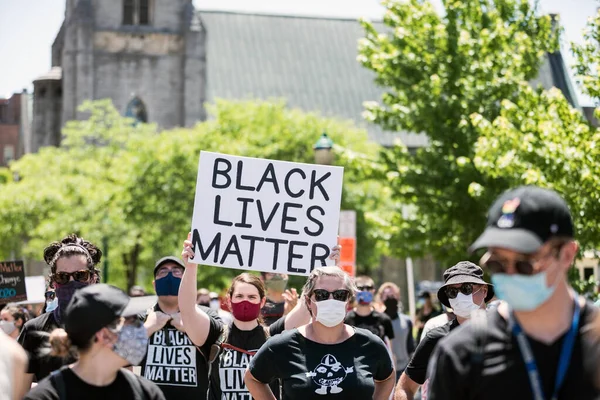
[190,151,344,276]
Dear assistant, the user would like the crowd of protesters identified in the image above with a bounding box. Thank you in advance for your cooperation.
[1,185,600,400]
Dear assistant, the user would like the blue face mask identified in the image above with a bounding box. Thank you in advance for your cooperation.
[491,270,558,311]
[356,291,373,305]
[155,272,182,297]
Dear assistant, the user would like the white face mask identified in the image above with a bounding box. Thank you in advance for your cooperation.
[0,320,16,336]
[46,298,58,313]
[314,299,347,327]
[448,291,482,318]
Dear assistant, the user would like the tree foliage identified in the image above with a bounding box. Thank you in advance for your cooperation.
[0,99,392,291]
[359,0,559,264]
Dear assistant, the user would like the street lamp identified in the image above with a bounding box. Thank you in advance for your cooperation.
[313,132,334,165]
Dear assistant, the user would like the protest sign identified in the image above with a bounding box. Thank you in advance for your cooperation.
[190,151,344,276]
[0,260,27,304]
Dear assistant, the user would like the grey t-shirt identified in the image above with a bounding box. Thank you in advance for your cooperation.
[390,313,415,371]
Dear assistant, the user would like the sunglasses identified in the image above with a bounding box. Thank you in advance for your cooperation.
[155,267,184,279]
[45,291,56,301]
[357,285,374,291]
[445,283,480,299]
[481,245,562,276]
[313,289,351,302]
[52,270,93,285]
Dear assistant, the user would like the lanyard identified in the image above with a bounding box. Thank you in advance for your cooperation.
[509,299,580,400]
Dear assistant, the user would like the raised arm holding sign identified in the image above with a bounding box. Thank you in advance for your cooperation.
[189,152,344,276]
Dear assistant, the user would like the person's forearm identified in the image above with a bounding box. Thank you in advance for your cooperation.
[178,264,211,345]
[245,372,277,400]
[374,374,396,400]
[394,373,419,400]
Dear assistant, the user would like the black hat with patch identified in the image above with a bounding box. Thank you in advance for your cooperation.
[437,261,494,307]
[469,186,573,254]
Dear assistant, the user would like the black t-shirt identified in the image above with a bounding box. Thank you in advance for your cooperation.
[405,318,459,385]
[18,312,75,381]
[345,310,395,341]
[427,302,600,400]
[249,327,394,399]
[23,367,165,400]
[140,304,223,400]
[261,299,285,326]
[209,318,285,399]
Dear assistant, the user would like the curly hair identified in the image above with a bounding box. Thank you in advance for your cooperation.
[44,234,102,286]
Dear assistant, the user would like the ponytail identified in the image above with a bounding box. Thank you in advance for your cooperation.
[49,328,77,359]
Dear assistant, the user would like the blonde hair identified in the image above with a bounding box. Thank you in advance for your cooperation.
[302,266,357,300]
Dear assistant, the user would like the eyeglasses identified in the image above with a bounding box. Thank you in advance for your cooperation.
[357,285,374,291]
[480,246,562,276]
[445,283,481,299]
[52,270,92,285]
[155,267,184,279]
[313,289,351,302]
[45,291,56,301]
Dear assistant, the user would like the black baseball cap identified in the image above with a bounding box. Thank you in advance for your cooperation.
[65,284,156,347]
[469,186,573,254]
[153,256,185,277]
[437,261,494,307]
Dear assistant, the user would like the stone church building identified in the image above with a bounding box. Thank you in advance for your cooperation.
[32,0,205,152]
[32,0,577,153]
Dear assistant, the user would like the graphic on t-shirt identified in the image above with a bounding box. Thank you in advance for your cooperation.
[306,354,354,395]
[144,329,197,387]
[219,346,258,399]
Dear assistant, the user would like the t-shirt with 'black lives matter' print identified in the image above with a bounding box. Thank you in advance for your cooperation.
[140,304,223,400]
[249,327,394,399]
[209,317,286,400]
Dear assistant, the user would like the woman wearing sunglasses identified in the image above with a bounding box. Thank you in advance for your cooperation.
[24,284,165,400]
[17,234,102,388]
[180,235,340,399]
[245,266,395,400]
[395,261,493,400]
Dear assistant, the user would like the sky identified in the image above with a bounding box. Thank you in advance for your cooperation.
[0,0,597,105]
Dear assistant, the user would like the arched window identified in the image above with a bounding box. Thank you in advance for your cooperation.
[125,97,148,124]
[123,0,150,26]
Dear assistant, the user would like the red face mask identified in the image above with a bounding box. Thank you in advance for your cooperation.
[230,300,262,322]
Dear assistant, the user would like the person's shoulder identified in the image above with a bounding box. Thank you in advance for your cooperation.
[345,310,357,319]
[437,309,505,353]
[136,375,167,400]
[353,327,386,346]
[371,310,391,322]
[23,374,58,400]
[24,312,54,331]
[267,327,300,346]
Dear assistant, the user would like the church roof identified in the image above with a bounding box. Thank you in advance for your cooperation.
[198,10,579,147]
[198,10,427,148]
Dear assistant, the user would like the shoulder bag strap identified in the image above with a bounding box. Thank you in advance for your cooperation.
[50,367,68,400]
[121,368,145,400]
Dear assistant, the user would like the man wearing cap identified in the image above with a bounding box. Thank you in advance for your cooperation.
[395,261,493,400]
[140,256,223,400]
[427,186,600,400]
[24,284,165,400]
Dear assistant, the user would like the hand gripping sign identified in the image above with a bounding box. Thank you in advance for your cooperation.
[190,152,344,276]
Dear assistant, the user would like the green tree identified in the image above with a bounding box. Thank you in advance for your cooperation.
[358,0,558,264]
[0,99,392,291]
[468,6,600,295]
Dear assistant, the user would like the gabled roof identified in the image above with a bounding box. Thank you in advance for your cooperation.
[199,10,427,147]
[199,10,579,147]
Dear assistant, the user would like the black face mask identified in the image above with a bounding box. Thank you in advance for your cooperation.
[383,298,399,317]
[198,302,210,307]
